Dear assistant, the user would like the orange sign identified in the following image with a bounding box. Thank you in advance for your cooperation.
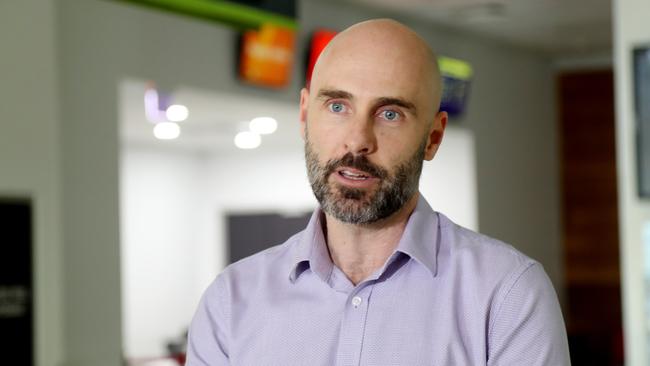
[240,23,295,88]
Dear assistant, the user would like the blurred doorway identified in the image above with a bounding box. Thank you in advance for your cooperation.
[0,199,33,365]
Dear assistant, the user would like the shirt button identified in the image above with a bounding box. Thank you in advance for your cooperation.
[351,296,362,308]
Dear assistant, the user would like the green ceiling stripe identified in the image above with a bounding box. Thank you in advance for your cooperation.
[119,0,298,30]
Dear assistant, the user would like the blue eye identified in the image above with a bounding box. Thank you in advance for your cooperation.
[381,110,400,121]
[329,102,345,113]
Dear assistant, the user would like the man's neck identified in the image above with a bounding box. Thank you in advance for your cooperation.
[324,194,419,285]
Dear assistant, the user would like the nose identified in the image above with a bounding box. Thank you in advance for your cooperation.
[344,118,377,155]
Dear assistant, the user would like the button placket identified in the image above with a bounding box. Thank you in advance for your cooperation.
[335,284,375,366]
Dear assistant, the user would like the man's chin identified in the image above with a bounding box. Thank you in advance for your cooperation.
[324,194,376,223]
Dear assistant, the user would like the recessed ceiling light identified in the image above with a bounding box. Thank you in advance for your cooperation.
[166,104,189,122]
[249,117,278,135]
[234,131,261,149]
[153,122,181,140]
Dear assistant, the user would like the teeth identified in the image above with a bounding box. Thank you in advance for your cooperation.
[341,170,368,180]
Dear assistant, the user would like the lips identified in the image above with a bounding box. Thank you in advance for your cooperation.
[339,168,371,180]
[336,167,376,181]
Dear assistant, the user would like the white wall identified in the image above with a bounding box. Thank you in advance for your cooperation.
[421,129,477,230]
[120,148,211,358]
[0,2,64,366]
[120,127,476,358]
[613,1,650,364]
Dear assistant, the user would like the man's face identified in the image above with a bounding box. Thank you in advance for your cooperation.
[299,27,446,224]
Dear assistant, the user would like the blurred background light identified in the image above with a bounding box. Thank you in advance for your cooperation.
[249,116,278,135]
[153,122,181,140]
[234,131,261,149]
[166,104,189,122]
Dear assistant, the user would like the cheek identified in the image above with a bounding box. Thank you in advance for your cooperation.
[307,116,347,154]
[375,129,423,165]
[306,132,336,167]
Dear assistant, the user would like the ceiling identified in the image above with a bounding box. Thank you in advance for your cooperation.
[346,0,612,58]
[120,80,304,153]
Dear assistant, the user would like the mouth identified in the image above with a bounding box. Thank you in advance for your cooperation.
[337,167,374,180]
[333,167,380,188]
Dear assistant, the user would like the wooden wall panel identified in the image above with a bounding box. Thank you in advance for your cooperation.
[558,70,623,365]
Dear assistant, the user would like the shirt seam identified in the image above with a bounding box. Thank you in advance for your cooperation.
[486,261,537,339]
[214,275,231,357]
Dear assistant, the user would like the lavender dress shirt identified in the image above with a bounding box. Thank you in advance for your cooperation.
[186,196,570,365]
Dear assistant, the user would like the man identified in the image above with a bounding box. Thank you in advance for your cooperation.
[186,19,570,365]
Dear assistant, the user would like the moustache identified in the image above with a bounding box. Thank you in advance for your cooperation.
[324,153,388,179]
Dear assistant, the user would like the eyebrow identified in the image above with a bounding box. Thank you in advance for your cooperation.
[316,88,353,101]
[316,88,418,117]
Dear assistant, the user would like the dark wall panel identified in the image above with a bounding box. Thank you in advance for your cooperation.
[228,212,311,264]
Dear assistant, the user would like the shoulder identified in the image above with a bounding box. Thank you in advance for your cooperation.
[439,213,532,263]
[437,212,537,278]
[435,213,556,319]
[436,213,569,360]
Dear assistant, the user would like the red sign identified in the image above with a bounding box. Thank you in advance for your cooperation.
[306,29,337,87]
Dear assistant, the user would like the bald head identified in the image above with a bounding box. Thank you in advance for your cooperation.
[310,19,443,117]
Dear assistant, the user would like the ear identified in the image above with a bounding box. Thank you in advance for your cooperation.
[299,88,309,140]
[424,111,447,161]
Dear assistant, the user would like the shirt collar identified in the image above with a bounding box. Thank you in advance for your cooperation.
[288,209,333,283]
[392,194,439,278]
[288,194,440,283]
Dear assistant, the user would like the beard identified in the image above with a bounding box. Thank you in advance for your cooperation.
[304,133,427,225]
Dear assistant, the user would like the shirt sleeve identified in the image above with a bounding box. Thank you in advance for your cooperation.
[487,262,571,366]
[185,276,230,366]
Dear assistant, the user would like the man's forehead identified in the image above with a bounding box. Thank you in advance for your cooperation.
[312,48,432,91]
[311,63,432,108]
[308,19,441,114]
